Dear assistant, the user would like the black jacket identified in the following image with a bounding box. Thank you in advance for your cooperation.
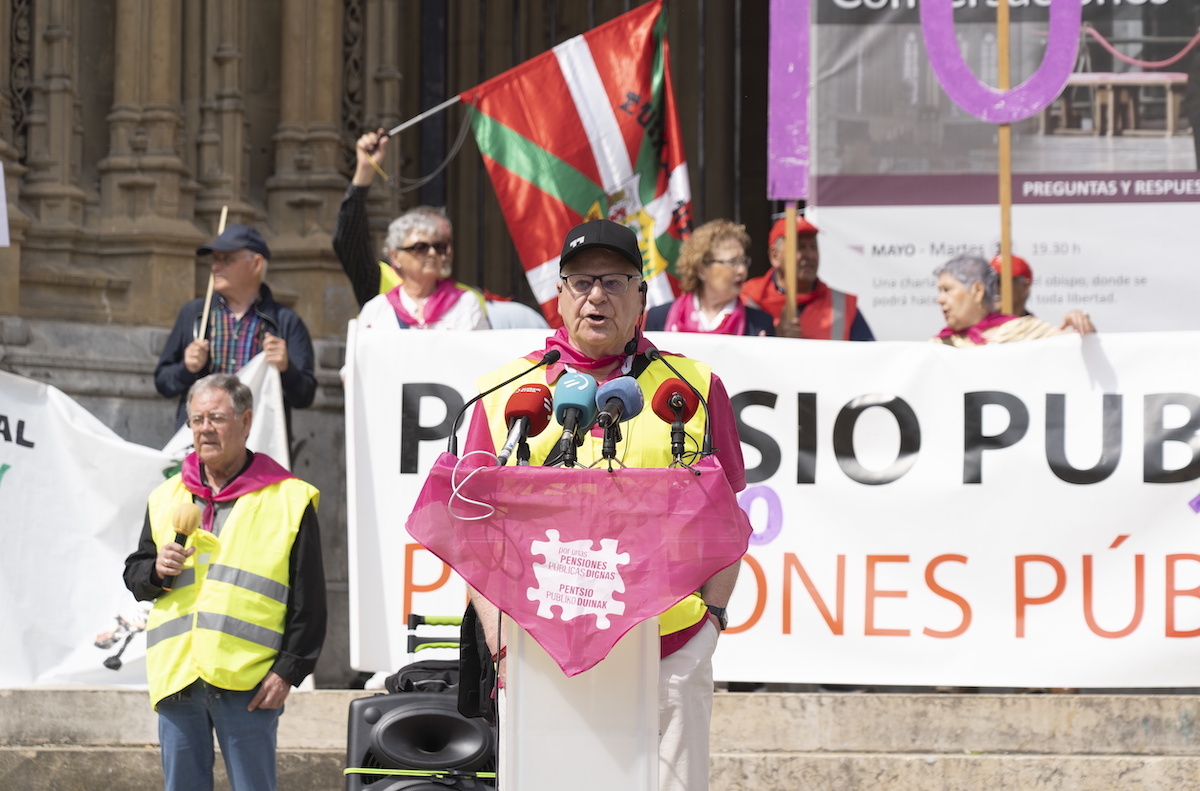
[154,283,317,430]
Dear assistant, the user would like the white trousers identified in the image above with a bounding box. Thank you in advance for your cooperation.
[658,622,718,791]
[496,621,718,791]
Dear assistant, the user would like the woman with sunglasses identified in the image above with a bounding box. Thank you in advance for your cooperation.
[354,207,490,330]
[644,219,774,337]
[338,129,490,330]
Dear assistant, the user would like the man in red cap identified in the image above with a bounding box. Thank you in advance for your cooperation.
[742,215,874,341]
[988,254,1095,334]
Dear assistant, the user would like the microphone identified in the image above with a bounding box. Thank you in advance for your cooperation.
[645,347,713,456]
[595,376,644,429]
[496,383,552,466]
[162,502,202,591]
[552,372,598,468]
[651,378,701,461]
[447,349,561,455]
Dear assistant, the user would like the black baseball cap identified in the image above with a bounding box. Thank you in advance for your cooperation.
[197,224,271,260]
[559,219,643,272]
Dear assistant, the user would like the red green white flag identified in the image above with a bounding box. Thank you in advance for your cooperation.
[460,0,691,327]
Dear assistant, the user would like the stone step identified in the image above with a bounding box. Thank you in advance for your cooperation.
[2,689,1198,791]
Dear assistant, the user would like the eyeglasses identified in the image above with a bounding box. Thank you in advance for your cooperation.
[399,241,450,257]
[707,256,751,268]
[560,273,640,295]
[211,252,253,265]
[186,412,235,429]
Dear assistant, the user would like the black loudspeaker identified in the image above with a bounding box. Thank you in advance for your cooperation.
[345,691,496,791]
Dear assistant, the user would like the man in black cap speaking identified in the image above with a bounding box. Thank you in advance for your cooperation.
[155,224,316,432]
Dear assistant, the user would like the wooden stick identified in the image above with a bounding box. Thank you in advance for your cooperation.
[197,205,228,341]
[997,1,1014,315]
[782,201,798,327]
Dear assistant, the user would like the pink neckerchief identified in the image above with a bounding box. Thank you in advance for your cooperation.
[385,277,466,328]
[181,452,295,532]
[541,326,655,383]
[663,294,747,336]
[936,312,1017,346]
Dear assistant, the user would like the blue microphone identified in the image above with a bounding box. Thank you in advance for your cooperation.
[594,376,644,428]
[552,372,598,467]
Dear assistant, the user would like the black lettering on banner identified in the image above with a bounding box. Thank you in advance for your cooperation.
[831,394,920,485]
[400,383,464,474]
[731,390,781,484]
[0,416,35,448]
[1143,393,1200,484]
[797,393,817,485]
[963,392,1029,484]
[1045,394,1122,484]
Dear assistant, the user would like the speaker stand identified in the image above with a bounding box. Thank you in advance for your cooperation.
[500,618,658,790]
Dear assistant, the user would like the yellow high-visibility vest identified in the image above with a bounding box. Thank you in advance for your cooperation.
[144,475,318,708]
[476,354,714,635]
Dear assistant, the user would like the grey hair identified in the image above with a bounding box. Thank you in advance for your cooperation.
[933,255,998,312]
[187,373,253,416]
[383,205,453,255]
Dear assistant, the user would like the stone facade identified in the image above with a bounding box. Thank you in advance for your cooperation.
[0,0,769,686]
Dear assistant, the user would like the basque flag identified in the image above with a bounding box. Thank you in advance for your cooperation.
[461,0,692,327]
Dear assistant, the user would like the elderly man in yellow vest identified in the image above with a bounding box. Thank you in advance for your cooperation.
[461,219,746,791]
[124,373,326,791]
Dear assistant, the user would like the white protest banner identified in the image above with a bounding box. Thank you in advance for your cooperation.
[347,328,1200,687]
[0,355,290,687]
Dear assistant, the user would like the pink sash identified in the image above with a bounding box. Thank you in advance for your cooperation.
[936,312,1017,346]
[541,326,655,382]
[662,295,748,336]
[181,452,295,532]
[385,277,467,328]
[406,452,751,676]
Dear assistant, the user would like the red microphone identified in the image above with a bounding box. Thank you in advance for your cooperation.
[496,384,553,466]
[651,378,700,462]
[651,378,700,424]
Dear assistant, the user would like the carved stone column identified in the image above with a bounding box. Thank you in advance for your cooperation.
[96,0,204,325]
[20,0,86,228]
[359,0,404,247]
[266,0,350,337]
[191,0,255,230]
[0,0,31,316]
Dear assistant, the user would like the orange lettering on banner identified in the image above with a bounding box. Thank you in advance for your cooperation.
[1165,554,1200,638]
[865,555,910,637]
[1014,555,1066,638]
[923,554,972,639]
[404,543,452,621]
[783,553,845,635]
[1082,553,1144,639]
[727,554,766,634]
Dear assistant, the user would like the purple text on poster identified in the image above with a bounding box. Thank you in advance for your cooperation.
[767,0,811,200]
[920,0,1082,123]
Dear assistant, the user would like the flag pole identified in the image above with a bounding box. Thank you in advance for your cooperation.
[197,205,228,341]
[381,96,463,142]
[997,0,1014,315]
[782,202,798,327]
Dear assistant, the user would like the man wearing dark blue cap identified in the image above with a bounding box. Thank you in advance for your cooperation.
[155,224,316,432]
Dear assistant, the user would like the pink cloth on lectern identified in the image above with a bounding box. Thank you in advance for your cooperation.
[406,452,751,676]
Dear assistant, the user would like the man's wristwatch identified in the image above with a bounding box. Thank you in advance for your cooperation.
[706,604,728,631]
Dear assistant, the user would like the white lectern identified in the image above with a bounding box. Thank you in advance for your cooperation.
[406,452,750,791]
[501,617,658,790]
